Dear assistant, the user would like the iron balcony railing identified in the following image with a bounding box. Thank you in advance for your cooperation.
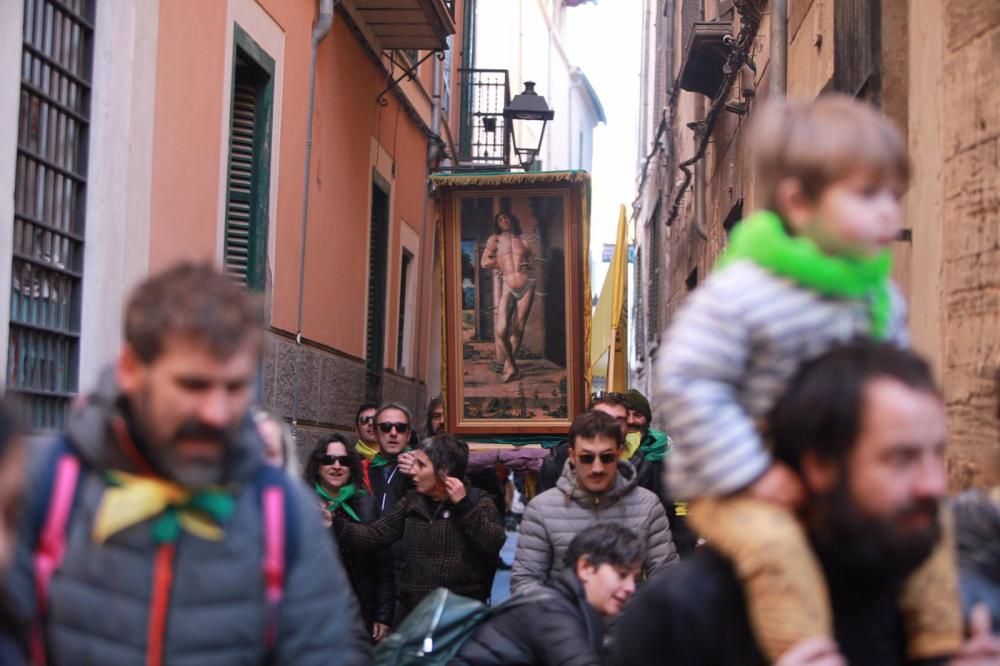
[457,68,511,167]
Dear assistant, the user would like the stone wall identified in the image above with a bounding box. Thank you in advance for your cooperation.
[259,330,427,465]
[936,0,1000,487]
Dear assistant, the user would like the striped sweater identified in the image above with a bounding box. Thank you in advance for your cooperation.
[658,259,909,499]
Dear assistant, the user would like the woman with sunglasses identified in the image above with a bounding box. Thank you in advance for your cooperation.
[334,433,506,622]
[305,434,395,642]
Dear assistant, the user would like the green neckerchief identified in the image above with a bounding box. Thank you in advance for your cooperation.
[314,482,362,522]
[370,447,412,469]
[639,429,670,463]
[151,495,235,544]
[717,210,892,339]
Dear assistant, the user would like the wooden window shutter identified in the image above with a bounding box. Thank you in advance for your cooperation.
[224,28,274,292]
[224,76,257,286]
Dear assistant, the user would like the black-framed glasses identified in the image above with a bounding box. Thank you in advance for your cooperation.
[320,455,351,466]
[576,452,617,465]
[358,415,374,425]
[377,422,411,434]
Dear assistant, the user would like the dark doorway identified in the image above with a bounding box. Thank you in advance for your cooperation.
[366,181,390,403]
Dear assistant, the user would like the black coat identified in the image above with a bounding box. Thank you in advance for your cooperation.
[364,460,414,515]
[335,488,506,620]
[611,549,917,666]
[450,568,604,666]
[332,492,395,631]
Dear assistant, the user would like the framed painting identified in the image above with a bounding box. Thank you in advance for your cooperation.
[434,172,590,436]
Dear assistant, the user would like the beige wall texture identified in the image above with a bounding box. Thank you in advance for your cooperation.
[634,0,999,489]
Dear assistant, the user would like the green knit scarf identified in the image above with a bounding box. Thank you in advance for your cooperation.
[370,447,412,469]
[717,210,892,339]
[314,482,362,522]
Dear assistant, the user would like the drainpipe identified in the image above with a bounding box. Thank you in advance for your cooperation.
[290,0,336,436]
[415,48,443,396]
[769,0,787,96]
[691,95,709,240]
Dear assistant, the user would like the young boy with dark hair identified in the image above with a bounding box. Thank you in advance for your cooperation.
[453,523,644,666]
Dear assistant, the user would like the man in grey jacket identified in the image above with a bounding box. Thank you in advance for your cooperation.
[7,263,370,665]
[511,411,678,595]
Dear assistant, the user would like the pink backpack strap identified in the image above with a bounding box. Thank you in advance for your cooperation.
[31,453,81,666]
[262,485,285,652]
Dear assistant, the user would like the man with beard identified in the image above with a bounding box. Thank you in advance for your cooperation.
[620,389,697,557]
[6,263,369,665]
[612,341,1000,666]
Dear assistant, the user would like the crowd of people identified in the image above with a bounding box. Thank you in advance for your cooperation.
[0,92,995,666]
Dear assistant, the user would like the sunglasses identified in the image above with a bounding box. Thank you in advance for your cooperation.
[576,452,618,465]
[377,422,411,434]
[320,454,351,466]
[358,415,375,425]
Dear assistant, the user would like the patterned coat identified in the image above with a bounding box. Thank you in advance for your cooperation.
[335,488,505,619]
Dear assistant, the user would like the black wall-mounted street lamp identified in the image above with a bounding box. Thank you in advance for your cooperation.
[503,81,555,170]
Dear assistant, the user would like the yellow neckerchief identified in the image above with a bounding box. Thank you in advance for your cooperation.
[355,439,379,461]
[93,471,233,544]
[622,432,642,461]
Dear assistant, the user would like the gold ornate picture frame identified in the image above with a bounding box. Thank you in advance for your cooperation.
[435,172,590,436]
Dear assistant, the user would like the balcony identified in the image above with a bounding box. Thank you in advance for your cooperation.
[678,21,733,98]
[457,68,511,168]
[354,0,456,51]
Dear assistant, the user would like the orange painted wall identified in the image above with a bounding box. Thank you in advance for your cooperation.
[148,0,228,271]
[148,0,447,383]
[261,6,434,375]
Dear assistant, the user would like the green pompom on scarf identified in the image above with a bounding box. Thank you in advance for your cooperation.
[717,210,892,339]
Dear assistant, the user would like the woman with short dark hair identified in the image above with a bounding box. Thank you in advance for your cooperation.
[305,434,394,641]
[334,433,506,621]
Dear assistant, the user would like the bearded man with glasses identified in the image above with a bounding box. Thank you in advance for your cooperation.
[511,411,678,596]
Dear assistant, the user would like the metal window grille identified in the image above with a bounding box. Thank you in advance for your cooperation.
[8,0,94,430]
[457,68,510,166]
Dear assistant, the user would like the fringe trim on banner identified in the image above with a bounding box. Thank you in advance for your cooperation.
[430,170,590,190]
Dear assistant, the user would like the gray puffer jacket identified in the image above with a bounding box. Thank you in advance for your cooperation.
[511,460,678,595]
[6,371,371,665]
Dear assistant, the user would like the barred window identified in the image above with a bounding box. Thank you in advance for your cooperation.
[8,0,95,429]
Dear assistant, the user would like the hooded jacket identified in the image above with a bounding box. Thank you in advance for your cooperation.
[510,460,677,595]
[450,568,605,666]
[6,370,371,665]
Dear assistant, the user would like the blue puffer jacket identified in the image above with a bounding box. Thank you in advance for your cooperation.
[5,370,372,665]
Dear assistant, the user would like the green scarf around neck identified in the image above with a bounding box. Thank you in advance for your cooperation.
[717,210,892,339]
[314,482,362,522]
[370,447,412,469]
[639,430,670,464]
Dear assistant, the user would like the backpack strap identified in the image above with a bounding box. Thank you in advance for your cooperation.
[261,485,284,651]
[253,465,300,657]
[31,439,81,666]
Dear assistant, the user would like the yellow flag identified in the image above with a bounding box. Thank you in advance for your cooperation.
[590,205,629,393]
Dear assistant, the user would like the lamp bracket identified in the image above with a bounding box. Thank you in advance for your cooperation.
[376,50,445,108]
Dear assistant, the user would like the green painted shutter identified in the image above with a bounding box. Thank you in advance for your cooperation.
[224,79,257,286]
[224,28,274,292]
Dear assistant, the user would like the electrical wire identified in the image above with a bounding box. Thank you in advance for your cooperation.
[665,0,764,227]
